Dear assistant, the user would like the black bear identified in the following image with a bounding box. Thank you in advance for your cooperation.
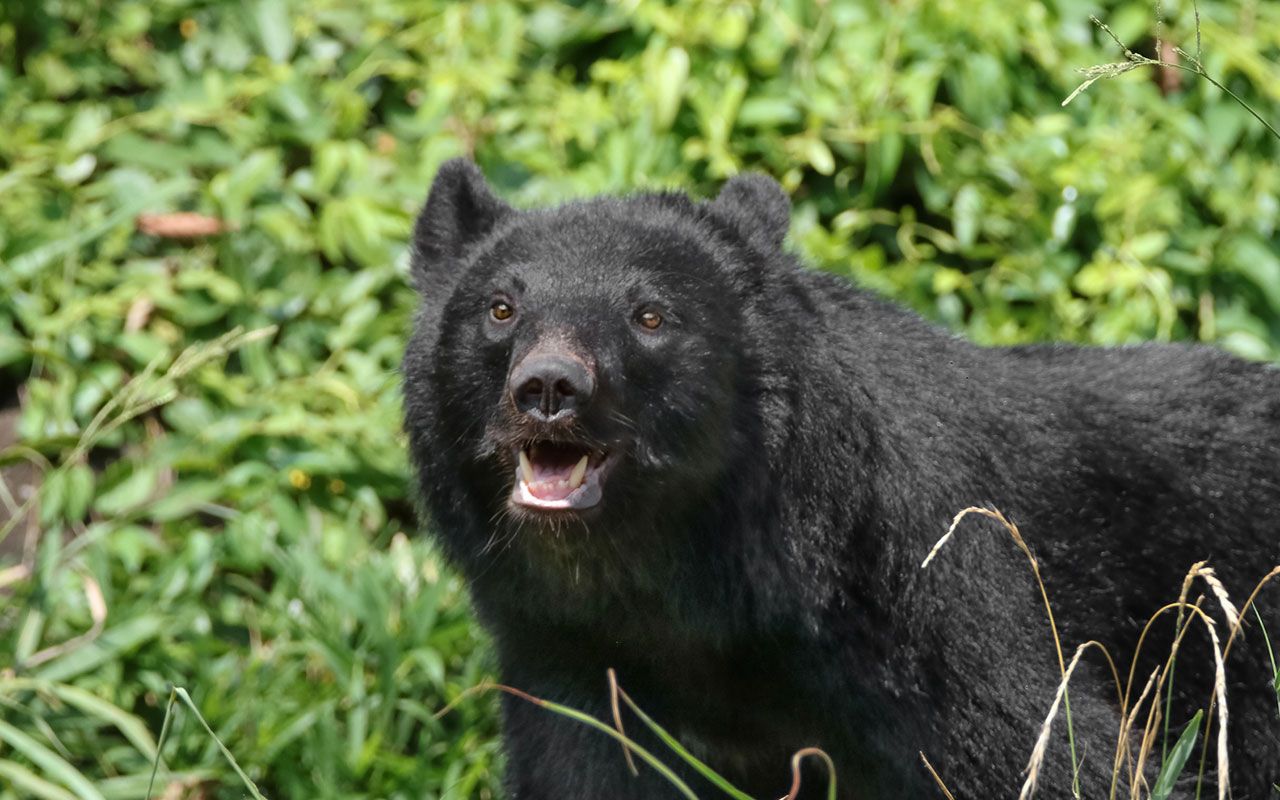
[402,158,1280,798]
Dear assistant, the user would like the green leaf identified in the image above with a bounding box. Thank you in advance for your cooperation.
[64,464,95,522]
[33,615,166,683]
[0,760,78,800]
[100,133,190,172]
[253,0,296,62]
[0,678,158,761]
[953,184,982,249]
[38,468,68,528]
[93,465,158,516]
[652,47,689,130]
[805,137,835,176]
[1221,235,1280,315]
[0,719,106,800]
[146,480,223,522]
[48,684,159,761]
[7,177,191,278]
[738,97,800,127]
[1151,710,1202,800]
[96,771,214,800]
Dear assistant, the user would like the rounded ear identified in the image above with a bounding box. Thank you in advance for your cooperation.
[412,158,512,288]
[709,173,791,248]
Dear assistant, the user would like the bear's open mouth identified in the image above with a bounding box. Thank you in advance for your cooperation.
[512,441,612,511]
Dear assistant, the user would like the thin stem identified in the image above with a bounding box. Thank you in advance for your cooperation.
[1142,58,1280,142]
[1253,605,1280,720]
[145,689,178,800]
[1196,71,1280,142]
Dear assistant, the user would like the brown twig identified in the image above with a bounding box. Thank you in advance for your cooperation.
[781,747,837,800]
[607,667,639,776]
[919,752,957,800]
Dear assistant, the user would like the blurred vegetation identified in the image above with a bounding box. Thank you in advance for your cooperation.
[1,0,1278,798]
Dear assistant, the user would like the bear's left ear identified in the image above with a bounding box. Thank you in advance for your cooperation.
[709,173,791,248]
[411,159,512,288]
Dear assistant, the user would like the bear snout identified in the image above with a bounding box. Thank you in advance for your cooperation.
[508,351,596,422]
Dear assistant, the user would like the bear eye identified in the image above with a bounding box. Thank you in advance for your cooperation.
[636,309,663,331]
[490,300,515,322]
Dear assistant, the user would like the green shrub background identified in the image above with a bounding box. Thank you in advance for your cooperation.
[1,1,1278,798]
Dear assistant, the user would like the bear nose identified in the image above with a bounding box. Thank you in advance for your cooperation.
[509,353,595,421]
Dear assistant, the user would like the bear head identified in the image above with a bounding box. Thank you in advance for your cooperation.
[402,159,796,608]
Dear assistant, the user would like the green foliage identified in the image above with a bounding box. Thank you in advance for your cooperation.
[1,0,1278,797]
[1256,605,1280,721]
[1151,710,1202,800]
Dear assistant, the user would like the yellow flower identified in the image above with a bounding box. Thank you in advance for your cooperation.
[288,469,311,490]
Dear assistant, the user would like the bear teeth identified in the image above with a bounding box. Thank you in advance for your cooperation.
[568,454,589,489]
[517,447,594,500]
[519,449,535,486]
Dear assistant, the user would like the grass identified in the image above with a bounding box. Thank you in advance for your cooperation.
[1064,1,1280,146]
[1256,605,1280,721]
[132,502,1277,800]
[145,672,839,800]
[1,328,501,799]
[922,507,1280,800]
[147,687,266,800]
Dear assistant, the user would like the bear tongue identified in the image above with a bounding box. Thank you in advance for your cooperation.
[527,479,575,501]
[519,449,589,500]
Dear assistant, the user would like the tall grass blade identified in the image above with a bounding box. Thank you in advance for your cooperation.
[533,697,700,799]
[1151,710,1202,800]
[438,681,701,799]
[0,760,79,800]
[146,686,270,800]
[0,678,159,761]
[612,676,755,800]
[173,687,269,800]
[33,614,166,682]
[145,688,180,800]
[0,718,106,800]
[1254,605,1279,720]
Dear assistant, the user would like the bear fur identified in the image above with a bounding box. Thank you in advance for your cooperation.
[402,158,1280,798]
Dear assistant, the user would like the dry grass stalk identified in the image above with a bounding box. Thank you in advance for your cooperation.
[1203,614,1230,800]
[136,211,229,238]
[21,571,107,668]
[1110,560,1206,794]
[0,562,31,590]
[1020,643,1089,800]
[925,508,1130,797]
[1121,558,1198,773]
[607,668,639,776]
[919,752,957,800]
[1120,572,1201,712]
[782,748,836,800]
[1195,567,1240,632]
[1112,596,1207,800]
[923,510,1265,799]
[1115,665,1159,783]
[1222,566,1280,659]
[1193,565,1280,790]
[922,507,1067,672]
[1132,700,1160,800]
[1129,601,1227,800]
[1133,597,1205,796]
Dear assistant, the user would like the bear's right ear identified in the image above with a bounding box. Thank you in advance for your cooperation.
[411,158,512,285]
[709,173,791,248]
